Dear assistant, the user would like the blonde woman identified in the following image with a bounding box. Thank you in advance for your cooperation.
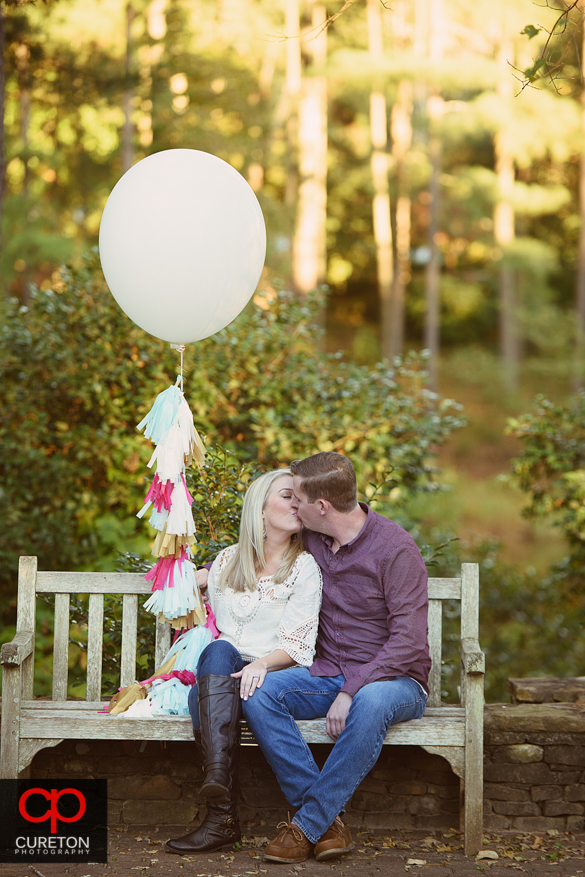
[166,468,322,856]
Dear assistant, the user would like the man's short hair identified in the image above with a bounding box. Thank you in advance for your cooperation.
[290,452,357,513]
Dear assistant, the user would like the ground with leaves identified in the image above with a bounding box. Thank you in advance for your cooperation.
[3,826,584,877]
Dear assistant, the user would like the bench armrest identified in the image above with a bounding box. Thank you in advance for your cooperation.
[1,631,34,666]
[460,637,485,675]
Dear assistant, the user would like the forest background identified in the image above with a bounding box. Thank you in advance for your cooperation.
[1,0,584,702]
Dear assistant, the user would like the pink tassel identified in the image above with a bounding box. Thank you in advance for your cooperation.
[142,473,175,513]
[145,550,188,591]
[205,605,220,639]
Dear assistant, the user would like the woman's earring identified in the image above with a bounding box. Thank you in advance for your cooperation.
[263,522,267,541]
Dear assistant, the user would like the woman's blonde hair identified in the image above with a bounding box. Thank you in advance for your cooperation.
[218,468,303,593]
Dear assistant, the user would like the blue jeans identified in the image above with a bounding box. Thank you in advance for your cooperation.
[187,640,245,730]
[242,667,427,843]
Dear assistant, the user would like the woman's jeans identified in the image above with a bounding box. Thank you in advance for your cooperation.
[188,640,245,730]
[242,667,427,844]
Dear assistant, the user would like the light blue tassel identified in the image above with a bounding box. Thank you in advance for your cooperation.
[137,384,182,445]
[150,677,190,715]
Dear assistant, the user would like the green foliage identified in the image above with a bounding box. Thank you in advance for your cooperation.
[506,393,585,556]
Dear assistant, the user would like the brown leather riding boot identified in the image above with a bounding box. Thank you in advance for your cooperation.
[197,674,242,801]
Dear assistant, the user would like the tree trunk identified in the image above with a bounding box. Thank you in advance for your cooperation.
[574,24,585,390]
[367,0,394,359]
[284,0,301,207]
[292,1,327,295]
[391,79,413,357]
[423,0,446,390]
[425,93,442,391]
[0,8,6,273]
[122,2,135,173]
[495,39,517,392]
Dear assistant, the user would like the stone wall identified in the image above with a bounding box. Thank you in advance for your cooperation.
[28,703,585,832]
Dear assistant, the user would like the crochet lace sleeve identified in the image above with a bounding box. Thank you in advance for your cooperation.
[276,553,323,666]
[207,544,238,614]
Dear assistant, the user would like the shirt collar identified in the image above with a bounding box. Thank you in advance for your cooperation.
[316,501,373,551]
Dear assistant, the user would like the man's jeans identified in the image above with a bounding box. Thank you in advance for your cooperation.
[242,668,427,844]
[187,640,245,730]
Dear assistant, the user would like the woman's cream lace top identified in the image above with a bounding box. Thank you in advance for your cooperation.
[207,545,323,666]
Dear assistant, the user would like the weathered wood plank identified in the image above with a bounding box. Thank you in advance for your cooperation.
[86,594,104,702]
[17,557,37,700]
[52,593,70,702]
[155,618,172,670]
[0,666,22,778]
[427,600,442,708]
[463,671,484,855]
[0,631,34,666]
[20,712,465,746]
[18,739,63,774]
[120,595,138,688]
[460,564,479,641]
[36,572,151,594]
[428,579,461,600]
[36,571,461,600]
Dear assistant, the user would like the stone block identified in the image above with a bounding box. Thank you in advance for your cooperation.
[492,801,541,817]
[390,781,428,796]
[484,784,531,802]
[108,775,181,801]
[530,785,563,802]
[408,796,441,816]
[55,758,96,778]
[510,816,566,832]
[95,757,146,775]
[543,801,584,816]
[483,762,552,784]
[107,801,122,824]
[484,732,526,746]
[417,771,458,785]
[239,784,288,808]
[426,783,459,799]
[122,800,199,825]
[151,758,202,780]
[567,816,585,832]
[350,792,408,813]
[484,814,512,830]
[414,814,456,829]
[370,767,414,783]
[566,784,585,801]
[358,777,389,795]
[530,733,585,746]
[493,744,543,764]
[544,746,585,766]
[485,704,585,734]
[75,742,91,755]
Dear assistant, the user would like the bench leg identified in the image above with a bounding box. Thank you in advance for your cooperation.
[0,665,22,779]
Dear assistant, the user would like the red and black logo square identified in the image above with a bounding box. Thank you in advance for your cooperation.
[0,779,107,863]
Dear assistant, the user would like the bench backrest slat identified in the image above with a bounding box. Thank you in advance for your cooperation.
[120,595,139,687]
[52,593,70,702]
[86,594,104,702]
[155,617,172,669]
[427,599,442,707]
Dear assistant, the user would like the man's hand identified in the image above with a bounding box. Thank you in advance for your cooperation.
[326,692,352,741]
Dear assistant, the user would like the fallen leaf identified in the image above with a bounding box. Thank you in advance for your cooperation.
[248,851,260,859]
[406,858,427,866]
[436,843,451,853]
[547,830,559,837]
[395,841,411,850]
[477,850,499,860]
[253,836,269,847]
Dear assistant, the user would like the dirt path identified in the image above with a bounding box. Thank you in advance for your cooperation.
[2,825,584,877]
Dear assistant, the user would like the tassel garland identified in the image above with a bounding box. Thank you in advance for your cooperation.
[137,380,207,629]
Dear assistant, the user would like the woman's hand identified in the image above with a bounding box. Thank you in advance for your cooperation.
[231,659,268,701]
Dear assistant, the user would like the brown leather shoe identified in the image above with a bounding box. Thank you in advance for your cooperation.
[313,816,355,862]
[264,821,313,864]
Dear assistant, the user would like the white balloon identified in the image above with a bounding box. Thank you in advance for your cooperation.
[98,149,266,344]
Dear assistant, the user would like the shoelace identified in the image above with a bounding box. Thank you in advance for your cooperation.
[275,820,304,843]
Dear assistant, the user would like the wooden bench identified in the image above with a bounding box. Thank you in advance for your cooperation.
[1,556,484,854]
